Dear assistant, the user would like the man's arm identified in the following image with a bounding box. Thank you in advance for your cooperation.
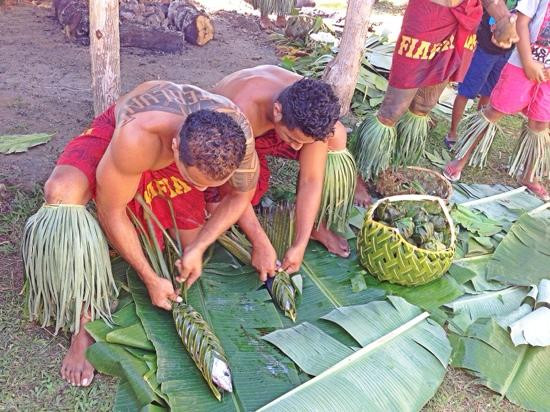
[281,139,328,274]
[96,127,180,311]
[177,186,255,287]
[483,0,519,47]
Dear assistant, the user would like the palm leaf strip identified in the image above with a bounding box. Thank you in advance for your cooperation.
[394,110,430,166]
[130,195,232,400]
[454,110,498,168]
[22,204,117,333]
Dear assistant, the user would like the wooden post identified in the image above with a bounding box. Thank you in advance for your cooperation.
[89,0,121,115]
[323,0,375,117]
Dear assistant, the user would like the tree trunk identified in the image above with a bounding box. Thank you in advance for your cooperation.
[89,0,121,116]
[168,0,214,46]
[322,0,375,117]
[120,23,185,53]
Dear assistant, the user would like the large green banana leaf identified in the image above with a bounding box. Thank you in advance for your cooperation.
[0,132,53,154]
[487,214,550,286]
[449,255,507,293]
[260,296,451,411]
[451,318,550,412]
[444,286,529,334]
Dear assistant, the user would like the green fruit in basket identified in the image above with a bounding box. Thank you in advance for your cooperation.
[430,215,447,231]
[412,222,435,244]
[412,209,429,225]
[395,217,415,239]
[375,203,405,223]
[422,240,447,251]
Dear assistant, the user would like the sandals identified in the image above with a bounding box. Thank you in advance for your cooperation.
[443,168,461,182]
[525,183,550,201]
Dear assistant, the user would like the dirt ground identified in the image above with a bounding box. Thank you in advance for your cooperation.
[0,1,277,189]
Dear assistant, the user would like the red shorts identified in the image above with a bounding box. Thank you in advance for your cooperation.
[490,63,550,122]
[57,105,206,244]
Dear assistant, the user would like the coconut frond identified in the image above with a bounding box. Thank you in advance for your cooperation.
[217,223,299,322]
[394,111,430,166]
[508,127,550,181]
[129,195,233,400]
[21,204,117,333]
[172,302,232,400]
[317,149,357,233]
[266,272,297,322]
[454,111,498,168]
[257,202,295,259]
[354,113,397,181]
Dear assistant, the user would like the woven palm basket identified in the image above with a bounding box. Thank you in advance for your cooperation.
[357,194,456,286]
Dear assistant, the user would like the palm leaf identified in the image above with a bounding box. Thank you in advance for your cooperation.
[260,296,451,411]
[451,318,550,412]
[0,132,53,153]
[487,214,550,286]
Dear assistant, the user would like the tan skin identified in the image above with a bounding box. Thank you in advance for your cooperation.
[445,13,549,199]
[45,81,256,387]
[213,66,350,280]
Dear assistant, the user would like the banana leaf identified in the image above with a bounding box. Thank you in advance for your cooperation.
[451,205,503,237]
[444,286,529,334]
[0,132,53,154]
[451,318,550,412]
[449,255,507,293]
[487,214,550,286]
[260,296,451,411]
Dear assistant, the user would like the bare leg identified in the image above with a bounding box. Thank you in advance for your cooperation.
[275,15,287,28]
[409,82,448,116]
[521,119,549,200]
[60,314,94,386]
[354,175,372,207]
[477,95,490,110]
[295,0,315,7]
[444,106,505,180]
[259,12,274,30]
[45,165,97,386]
[448,95,469,142]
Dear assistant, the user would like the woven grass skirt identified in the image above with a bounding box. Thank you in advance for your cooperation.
[357,194,456,286]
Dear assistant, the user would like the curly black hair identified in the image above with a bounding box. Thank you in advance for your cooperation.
[179,110,246,181]
[277,78,340,140]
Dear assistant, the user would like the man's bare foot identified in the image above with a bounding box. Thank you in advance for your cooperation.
[311,224,350,257]
[60,317,95,387]
[443,159,465,182]
[523,181,550,201]
[275,15,287,28]
[354,176,372,207]
[259,16,275,30]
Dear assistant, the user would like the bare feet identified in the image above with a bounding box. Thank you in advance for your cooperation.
[523,181,550,201]
[259,16,275,30]
[275,15,287,28]
[60,317,95,387]
[443,159,466,182]
[354,176,372,207]
[311,224,350,257]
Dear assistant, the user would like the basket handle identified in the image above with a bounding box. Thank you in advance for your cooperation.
[367,194,456,247]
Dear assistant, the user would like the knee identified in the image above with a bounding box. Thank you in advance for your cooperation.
[527,120,548,133]
[409,95,437,116]
[44,172,90,205]
[483,106,505,123]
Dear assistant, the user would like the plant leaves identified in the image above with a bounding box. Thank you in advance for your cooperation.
[488,214,550,286]
[451,318,550,412]
[0,133,54,154]
[260,297,451,412]
[451,205,503,237]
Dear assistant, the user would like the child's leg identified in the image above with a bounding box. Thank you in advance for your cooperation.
[449,95,469,141]
[516,119,549,200]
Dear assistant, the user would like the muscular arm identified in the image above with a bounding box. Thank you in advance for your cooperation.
[96,125,179,310]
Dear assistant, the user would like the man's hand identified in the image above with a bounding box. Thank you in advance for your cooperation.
[144,276,182,310]
[281,244,306,274]
[491,14,519,48]
[175,245,204,288]
[523,60,548,83]
[251,240,278,282]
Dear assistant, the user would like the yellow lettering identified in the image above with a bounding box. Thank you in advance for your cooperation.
[405,37,420,58]
[156,178,177,198]
[412,40,431,60]
[170,176,191,195]
[428,42,443,60]
[398,35,412,56]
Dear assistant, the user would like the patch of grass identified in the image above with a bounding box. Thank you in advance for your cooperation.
[425,368,523,412]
